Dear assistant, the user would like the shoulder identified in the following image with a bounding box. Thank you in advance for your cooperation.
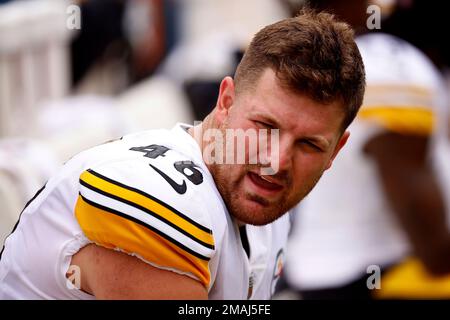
[74,130,218,288]
[354,33,444,138]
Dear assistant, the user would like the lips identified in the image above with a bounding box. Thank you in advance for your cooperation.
[247,171,284,193]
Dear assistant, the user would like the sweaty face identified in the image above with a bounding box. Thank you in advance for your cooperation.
[208,68,348,226]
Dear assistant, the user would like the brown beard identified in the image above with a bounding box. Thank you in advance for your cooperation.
[210,161,324,226]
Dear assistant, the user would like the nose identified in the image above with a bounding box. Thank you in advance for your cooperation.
[277,136,294,172]
[260,133,293,176]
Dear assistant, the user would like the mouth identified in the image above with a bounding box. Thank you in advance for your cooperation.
[246,171,284,197]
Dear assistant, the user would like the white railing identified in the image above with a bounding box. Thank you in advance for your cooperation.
[0,0,73,137]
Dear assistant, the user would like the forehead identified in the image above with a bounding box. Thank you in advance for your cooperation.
[237,69,345,141]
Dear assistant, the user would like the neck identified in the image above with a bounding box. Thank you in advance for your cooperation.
[187,113,215,156]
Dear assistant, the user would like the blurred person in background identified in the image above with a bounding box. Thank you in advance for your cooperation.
[71,0,176,94]
[283,0,450,299]
[382,0,450,229]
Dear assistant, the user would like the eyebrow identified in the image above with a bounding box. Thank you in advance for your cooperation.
[250,111,281,129]
[250,111,332,150]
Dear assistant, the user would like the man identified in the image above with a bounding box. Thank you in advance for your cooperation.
[285,33,450,299]
[0,10,365,299]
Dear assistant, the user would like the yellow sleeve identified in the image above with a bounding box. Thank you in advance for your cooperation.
[358,84,436,136]
[74,169,215,288]
[375,257,450,299]
[358,106,434,136]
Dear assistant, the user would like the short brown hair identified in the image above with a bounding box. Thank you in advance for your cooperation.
[234,9,365,130]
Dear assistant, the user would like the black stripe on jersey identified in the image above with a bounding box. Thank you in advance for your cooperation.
[79,193,211,261]
[86,169,213,234]
[79,179,215,250]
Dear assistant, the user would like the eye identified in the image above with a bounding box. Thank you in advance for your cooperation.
[298,139,323,152]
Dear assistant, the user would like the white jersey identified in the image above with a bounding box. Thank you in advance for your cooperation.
[0,123,290,299]
[285,33,447,290]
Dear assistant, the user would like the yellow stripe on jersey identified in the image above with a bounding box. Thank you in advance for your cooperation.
[75,194,211,287]
[357,106,434,135]
[79,170,214,249]
[374,257,450,299]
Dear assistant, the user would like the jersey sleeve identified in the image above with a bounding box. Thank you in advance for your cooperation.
[73,160,215,288]
[358,84,436,136]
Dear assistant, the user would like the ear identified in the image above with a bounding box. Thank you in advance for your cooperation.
[325,131,350,170]
[214,76,235,125]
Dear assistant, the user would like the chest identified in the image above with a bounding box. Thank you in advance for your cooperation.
[208,216,290,300]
